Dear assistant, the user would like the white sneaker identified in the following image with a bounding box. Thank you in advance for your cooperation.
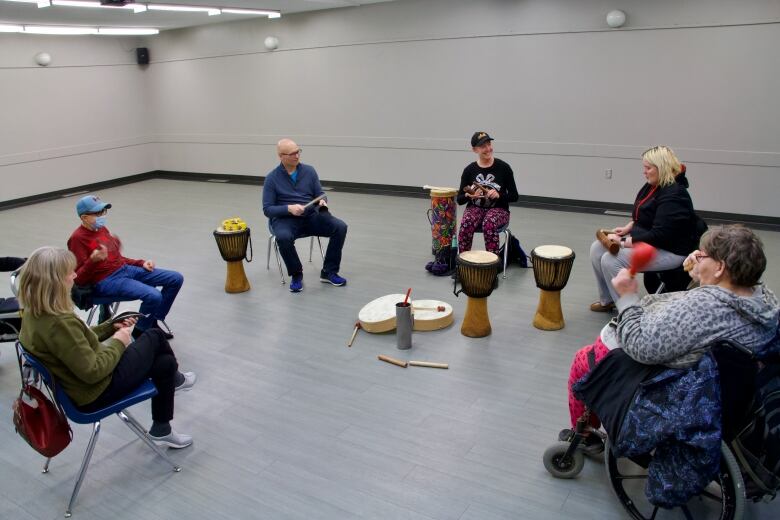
[150,429,193,449]
[175,371,196,393]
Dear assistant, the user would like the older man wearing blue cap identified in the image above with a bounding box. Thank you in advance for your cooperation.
[67,195,183,339]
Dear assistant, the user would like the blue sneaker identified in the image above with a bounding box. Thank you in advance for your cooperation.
[290,273,303,292]
[320,273,347,286]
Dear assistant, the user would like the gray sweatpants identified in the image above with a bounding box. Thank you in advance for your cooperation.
[589,240,687,304]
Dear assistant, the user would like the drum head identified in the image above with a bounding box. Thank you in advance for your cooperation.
[533,245,573,259]
[430,188,458,198]
[459,250,499,264]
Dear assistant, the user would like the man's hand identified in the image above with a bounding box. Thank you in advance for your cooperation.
[112,327,133,347]
[288,204,305,216]
[143,260,155,271]
[611,268,638,297]
[89,245,108,263]
[318,199,328,208]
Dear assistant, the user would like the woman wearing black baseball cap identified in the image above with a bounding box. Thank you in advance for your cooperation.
[456,132,519,255]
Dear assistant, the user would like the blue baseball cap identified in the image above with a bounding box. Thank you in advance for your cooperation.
[76,195,112,216]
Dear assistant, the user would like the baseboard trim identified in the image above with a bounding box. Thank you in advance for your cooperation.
[3,170,778,230]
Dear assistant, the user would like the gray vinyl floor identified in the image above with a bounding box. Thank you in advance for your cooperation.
[1,179,779,520]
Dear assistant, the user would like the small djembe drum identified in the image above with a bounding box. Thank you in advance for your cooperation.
[426,187,458,256]
[531,245,575,331]
[213,218,253,294]
[454,250,500,337]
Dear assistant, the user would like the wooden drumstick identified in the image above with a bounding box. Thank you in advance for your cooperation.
[347,321,361,347]
[303,194,326,209]
[596,229,620,255]
[412,305,446,312]
[378,355,408,368]
[409,361,448,369]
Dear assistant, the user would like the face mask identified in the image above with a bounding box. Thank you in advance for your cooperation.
[93,217,107,230]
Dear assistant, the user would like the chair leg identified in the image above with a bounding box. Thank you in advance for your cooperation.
[42,457,51,473]
[64,421,102,517]
[266,235,272,270]
[317,237,324,260]
[117,410,181,472]
[309,236,314,262]
[85,306,97,326]
[502,229,509,279]
[272,238,285,285]
[309,236,325,262]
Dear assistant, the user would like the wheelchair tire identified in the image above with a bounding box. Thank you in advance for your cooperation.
[605,439,745,520]
[543,442,585,479]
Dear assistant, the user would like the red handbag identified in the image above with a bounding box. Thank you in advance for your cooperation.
[13,350,72,458]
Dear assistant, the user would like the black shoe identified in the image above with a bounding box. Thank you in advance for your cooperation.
[558,428,604,456]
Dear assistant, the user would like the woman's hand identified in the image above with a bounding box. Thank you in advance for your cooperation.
[613,221,634,236]
[611,268,638,297]
[684,250,701,282]
[486,188,499,200]
[113,316,137,330]
[112,327,133,347]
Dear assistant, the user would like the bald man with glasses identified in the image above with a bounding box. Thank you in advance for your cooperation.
[262,139,348,293]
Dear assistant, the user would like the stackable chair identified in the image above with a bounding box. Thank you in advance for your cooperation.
[17,342,182,518]
[266,221,324,285]
[1,268,23,344]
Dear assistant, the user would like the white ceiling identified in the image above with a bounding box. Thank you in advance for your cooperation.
[0,0,396,31]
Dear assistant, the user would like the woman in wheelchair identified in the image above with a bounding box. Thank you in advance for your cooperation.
[17,247,196,449]
[560,226,779,504]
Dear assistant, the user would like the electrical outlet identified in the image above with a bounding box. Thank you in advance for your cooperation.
[605,169,613,179]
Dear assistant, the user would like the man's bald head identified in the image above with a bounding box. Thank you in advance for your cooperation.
[277,138,301,172]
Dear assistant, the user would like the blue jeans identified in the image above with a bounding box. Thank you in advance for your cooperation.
[271,210,348,277]
[93,264,183,331]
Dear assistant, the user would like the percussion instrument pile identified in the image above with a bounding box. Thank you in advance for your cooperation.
[213,217,253,293]
[454,250,499,337]
[358,294,454,333]
[531,245,575,330]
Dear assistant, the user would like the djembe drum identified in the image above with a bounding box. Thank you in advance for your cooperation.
[426,187,458,256]
[531,245,575,331]
[454,250,500,337]
[213,220,253,294]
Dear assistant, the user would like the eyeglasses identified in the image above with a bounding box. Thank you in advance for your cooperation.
[280,149,302,157]
[694,253,710,262]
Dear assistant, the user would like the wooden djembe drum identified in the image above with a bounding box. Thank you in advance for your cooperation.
[531,245,575,330]
[454,250,500,337]
[213,219,252,293]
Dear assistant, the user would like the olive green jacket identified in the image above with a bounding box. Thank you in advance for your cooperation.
[19,313,125,406]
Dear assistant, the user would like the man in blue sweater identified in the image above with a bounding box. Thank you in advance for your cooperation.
[262,138,348,292]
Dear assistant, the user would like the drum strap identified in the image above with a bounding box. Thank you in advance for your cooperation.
[245,230,253,262]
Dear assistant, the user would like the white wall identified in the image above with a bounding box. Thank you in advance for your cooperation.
[2,0,779,218]
[0,34,154,202]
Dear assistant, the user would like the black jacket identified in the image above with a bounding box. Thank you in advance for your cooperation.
[630,173,700,256]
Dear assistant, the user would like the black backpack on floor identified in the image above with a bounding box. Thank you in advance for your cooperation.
[498,232,530,268]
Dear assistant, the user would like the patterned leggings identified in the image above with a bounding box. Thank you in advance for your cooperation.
[458,206,510,254]
[568,338,611,428]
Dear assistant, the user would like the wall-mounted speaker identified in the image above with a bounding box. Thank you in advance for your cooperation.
[136,47,149,65]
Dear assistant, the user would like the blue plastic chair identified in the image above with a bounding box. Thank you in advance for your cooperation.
[266,220,324,285]
[17,342,181,518]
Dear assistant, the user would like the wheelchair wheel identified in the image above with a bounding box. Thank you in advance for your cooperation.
[605,440,745,520]
[543,442,585,479]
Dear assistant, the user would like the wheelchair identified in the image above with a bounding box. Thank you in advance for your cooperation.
[544,340,779,520]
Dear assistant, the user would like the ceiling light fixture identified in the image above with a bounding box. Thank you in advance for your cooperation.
[24,25,98,34]
[52,0,147,12]
[97,27,159,34]
[146,3,220,16]
[221,8,280,18]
